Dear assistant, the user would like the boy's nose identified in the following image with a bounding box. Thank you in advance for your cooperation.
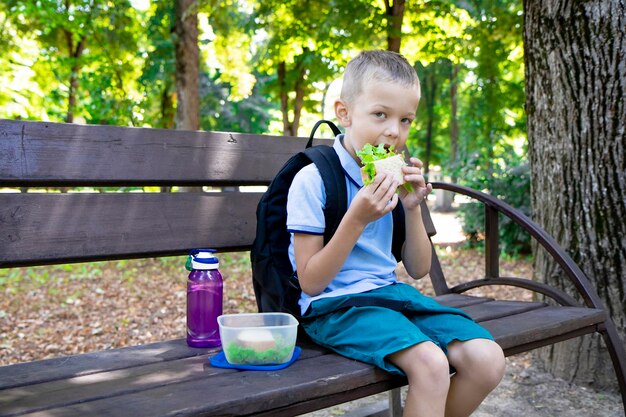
[384,123,400,138]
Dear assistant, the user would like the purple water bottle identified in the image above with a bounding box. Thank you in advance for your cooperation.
[186,249,223,347]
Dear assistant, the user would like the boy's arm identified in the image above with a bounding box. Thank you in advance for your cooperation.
[399,157,433,279]
[295,173,400,296]
[293,216,364,296]
[400,205,432,279]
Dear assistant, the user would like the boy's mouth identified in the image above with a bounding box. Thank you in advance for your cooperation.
[381,144,403,152]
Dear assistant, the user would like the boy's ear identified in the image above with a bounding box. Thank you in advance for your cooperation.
[334,99,351,127]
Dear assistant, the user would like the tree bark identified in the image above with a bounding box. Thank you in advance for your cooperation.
[449,64,459,183]
[64,31,86,124]
[278,61,290,135]
[291,63,307,136]
[174,0,201,193]
[278,53,308,136]
[422,65,437,176]
[174,0,199,131]
[385,0,405,53]
[160,81,175,130]
[524,0,626,390]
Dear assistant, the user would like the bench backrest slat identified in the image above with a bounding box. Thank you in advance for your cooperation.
[0,192,262,267]
[0,120,309,186]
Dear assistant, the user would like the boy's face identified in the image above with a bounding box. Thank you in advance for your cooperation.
[336,79,420,164]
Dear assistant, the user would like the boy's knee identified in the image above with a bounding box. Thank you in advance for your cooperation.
[479,341,505,388]
[393,342,450,384]
[451,339,505,388]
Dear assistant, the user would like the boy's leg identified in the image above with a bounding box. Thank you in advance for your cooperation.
[444,339,505,417]
[388,341,450,417]
[302,304,435,374]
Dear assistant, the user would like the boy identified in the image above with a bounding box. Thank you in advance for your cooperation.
[286,50,505,417]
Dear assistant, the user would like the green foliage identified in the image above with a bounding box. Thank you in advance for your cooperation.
[251,0,385,134]
[0,0,527,172]
[406,1,525,181]
[138,1,176,128]
[456,151,532,257]
[3,0,143,123]
[200,71,275,133]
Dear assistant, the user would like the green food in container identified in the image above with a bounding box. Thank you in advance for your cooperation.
[225,339,294,364]
[218,313,298,365]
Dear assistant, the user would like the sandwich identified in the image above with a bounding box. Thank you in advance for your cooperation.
[236,329,276,352]
[357,144,414,192]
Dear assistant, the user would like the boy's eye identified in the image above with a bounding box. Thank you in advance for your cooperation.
[402,118,414,125]
[374,112,386,119]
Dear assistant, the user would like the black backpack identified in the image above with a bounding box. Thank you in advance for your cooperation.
[250,120,406,318]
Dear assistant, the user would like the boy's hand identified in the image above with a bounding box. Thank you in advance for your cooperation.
[399,157,432,210]
[347,172,399,225]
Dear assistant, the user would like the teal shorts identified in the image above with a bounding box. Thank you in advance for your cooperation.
[301,283,494,376]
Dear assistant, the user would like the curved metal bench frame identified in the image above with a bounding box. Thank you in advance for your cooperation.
[430,182,626,408]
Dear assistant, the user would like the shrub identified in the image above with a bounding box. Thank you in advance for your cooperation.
[456,157,532,257]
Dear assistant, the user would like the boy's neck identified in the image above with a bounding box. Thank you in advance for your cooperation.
[339,134,362,166]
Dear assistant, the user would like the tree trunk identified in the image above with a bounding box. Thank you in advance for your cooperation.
[64,32,86,124]
[278,61,291,135]
[278,53,308,137]
[160,81,175,130]
[524,0,626,391]
[449,64,459,184]
[174,0,199,131]
[385,0,405,52]
[174,0,201,193]
[291,63,307,136]
[422,66,437,176]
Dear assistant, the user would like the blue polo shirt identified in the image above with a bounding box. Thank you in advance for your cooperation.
[286,135,398,315]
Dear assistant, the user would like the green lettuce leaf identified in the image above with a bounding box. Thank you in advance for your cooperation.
[356,144,413,192]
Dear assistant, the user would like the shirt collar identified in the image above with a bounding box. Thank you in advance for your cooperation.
[333,134,364,187]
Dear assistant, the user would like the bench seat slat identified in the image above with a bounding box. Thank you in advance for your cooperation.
[0,340,213,390]
[9,352,401,417]
[459,299,547,322]
[436,295,604,352]
[431,293,494,308]
[0,193,262,267]
[1,355,216,416]
[476,305,605,351]
[0,343,329,416]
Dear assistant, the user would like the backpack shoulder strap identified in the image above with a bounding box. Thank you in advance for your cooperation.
[391,201,405,262]
[302,145,347,245]
[306,120,342,148]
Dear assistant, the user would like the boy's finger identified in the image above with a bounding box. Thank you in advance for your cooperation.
[384,193,399,213]
[404,173,427,188]
[402,165,421,175]
[370,171,388,187]
[372,172,393,191]
[409,157,424,168]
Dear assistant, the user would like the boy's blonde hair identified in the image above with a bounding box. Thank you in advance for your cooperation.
[340,50,420,104]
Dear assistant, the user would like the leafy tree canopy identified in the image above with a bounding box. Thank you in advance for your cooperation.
[1,0,526,171]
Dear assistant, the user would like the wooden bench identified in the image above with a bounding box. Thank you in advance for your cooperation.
[1,118,624,417]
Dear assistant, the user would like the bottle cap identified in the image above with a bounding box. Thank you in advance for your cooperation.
[189,248,219,270]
